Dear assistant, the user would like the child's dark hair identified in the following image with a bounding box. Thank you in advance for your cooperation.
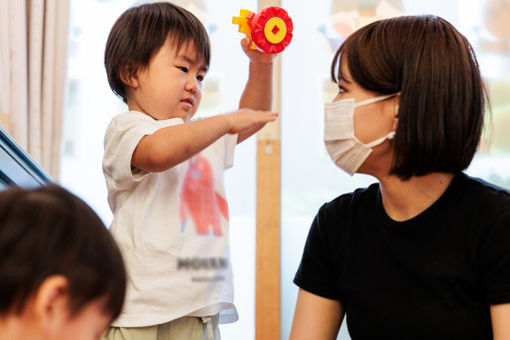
[105,2,210,104]
[0,184,126,320]
[331,15,488,179]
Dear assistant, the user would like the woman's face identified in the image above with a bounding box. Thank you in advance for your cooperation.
[333,58,399,174]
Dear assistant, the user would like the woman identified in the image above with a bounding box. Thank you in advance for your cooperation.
[290,15,510,339]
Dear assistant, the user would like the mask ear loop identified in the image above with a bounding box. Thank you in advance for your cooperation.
[354,93,397,108]
[364,131,396,148]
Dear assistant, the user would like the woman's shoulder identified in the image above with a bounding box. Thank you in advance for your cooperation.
[318,183,380,220]
[461,173,510,208]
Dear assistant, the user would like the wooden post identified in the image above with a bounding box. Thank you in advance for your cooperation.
[256,1,281,339]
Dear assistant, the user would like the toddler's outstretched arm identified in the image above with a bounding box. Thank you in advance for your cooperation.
[131,109,277,173]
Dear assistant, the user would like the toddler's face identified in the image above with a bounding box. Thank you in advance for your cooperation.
[129,39,207,121]
[50,298,112,340]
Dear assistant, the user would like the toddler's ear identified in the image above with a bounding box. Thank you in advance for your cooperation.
[32,275,71,336]
[120,61,139,88]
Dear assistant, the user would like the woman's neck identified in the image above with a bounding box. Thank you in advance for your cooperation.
[378,172,455,222]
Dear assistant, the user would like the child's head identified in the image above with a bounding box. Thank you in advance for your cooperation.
[105,2,210,120]
[0,184,126,340]
[331,15,487,179]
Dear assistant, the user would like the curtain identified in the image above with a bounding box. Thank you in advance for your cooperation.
[0,0,70,178]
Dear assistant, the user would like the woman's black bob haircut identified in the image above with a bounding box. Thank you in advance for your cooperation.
[331,15,488,179]
[0,184,126,321]
[105,2,210,104]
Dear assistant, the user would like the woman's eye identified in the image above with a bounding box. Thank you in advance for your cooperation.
[338,84,347,94]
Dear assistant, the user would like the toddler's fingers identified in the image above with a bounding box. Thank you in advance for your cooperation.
[240,38,251,50]
[262,111,278,121]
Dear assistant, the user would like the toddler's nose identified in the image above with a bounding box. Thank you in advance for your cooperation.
[185,77,198,94]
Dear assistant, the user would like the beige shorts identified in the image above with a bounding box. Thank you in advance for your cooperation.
[102,315,220,340]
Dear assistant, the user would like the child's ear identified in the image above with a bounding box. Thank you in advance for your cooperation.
[120,61,139,88]
[32,275,71,336]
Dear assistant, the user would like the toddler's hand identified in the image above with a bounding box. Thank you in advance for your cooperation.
[225,108,278,134]
[241,38,276,64]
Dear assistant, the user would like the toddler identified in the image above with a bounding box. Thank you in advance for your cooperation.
[102,2,277,339]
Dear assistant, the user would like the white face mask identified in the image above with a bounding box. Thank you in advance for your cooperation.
[324,94,396,176]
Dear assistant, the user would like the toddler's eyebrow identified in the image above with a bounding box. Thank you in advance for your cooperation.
[177,55,196,64]
[176,54,208,72]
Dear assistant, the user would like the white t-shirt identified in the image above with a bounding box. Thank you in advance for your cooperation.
[102,111,238,327]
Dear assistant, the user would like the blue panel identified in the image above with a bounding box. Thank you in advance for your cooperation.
[0,126,53,188]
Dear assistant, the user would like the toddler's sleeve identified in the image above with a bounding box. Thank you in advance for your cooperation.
[102,113,160,189]
[224,134,238,169]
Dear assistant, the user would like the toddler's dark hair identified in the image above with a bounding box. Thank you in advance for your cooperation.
[105,2,210,103]
[0,184,126,321]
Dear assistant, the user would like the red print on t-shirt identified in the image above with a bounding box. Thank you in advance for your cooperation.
[179,154,229,236]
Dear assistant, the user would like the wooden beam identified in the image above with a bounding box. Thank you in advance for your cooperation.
[256,139,281,340]
[256,1,281,339]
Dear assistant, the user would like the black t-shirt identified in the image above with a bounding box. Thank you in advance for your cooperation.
[294,173,510,339]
